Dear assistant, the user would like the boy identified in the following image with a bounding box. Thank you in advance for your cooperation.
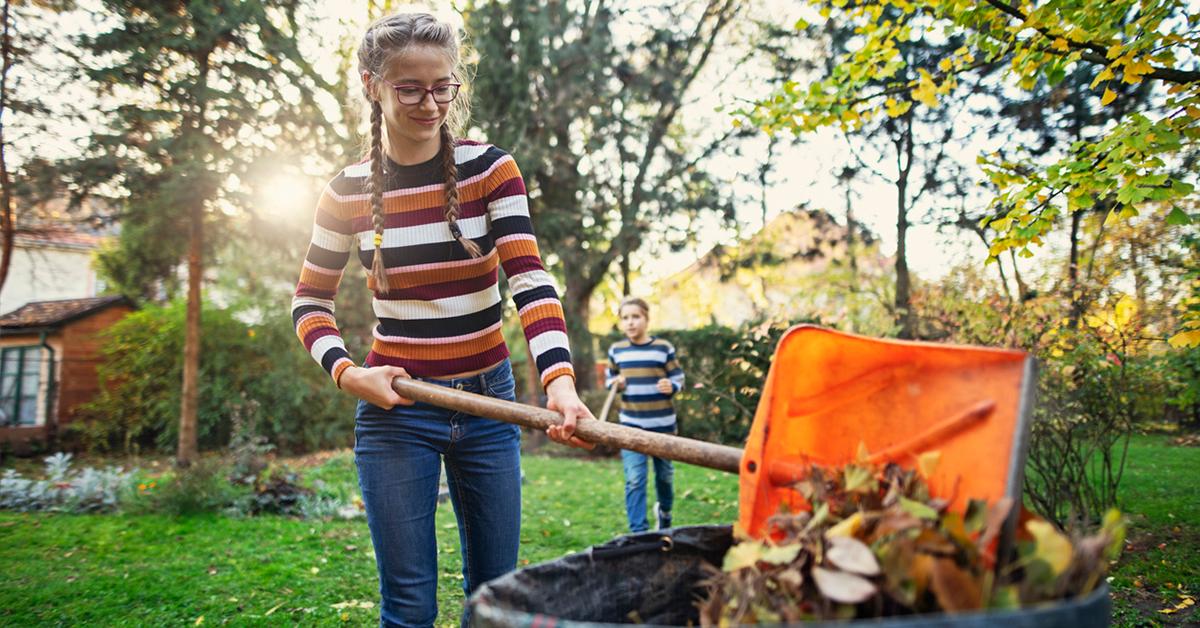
[606,297,685,532]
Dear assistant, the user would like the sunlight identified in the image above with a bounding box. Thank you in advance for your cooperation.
[255,173,318,220]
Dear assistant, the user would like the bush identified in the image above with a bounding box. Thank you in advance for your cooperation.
[0,453,134,513]
[598,318,815,447]
[143,457,246,516]
[75,299,357,455]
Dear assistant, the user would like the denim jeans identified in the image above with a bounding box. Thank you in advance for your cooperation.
[620,424,675,533]
[354,359,521,628]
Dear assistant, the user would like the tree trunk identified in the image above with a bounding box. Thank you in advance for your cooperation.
[177,200,202,466]
[562,277,596,392]
[177,50,211,468]
[620,253,631,297]
[0,0,14,296]
[1067,209,1082,327]
[893,117,915,339]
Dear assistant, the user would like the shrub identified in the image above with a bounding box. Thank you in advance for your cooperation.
[0,453,134,513]
[145,458,246,517]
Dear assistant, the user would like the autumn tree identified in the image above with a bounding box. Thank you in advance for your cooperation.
[466,0,744,387]
[745,0,1200,346]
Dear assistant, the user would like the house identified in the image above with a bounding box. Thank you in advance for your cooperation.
[0,228,106,314]
[653,207,892,329]
[0,296,134,451]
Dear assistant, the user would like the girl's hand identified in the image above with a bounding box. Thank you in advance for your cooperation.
[656,378,674,395]
[613,375,627,390]
[545,376,595,450]
[339,365,414,409]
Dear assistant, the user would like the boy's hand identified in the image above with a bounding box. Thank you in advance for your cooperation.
[655,378,674,395]
[612,375,627,390]
[339,365,414,409]
[545,376,596,450]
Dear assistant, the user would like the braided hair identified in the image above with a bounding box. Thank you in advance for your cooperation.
[357,10,479,291]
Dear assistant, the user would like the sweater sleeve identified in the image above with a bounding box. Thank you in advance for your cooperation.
[485,152,575,389]
[664,341,685,394]
[604,345,620,389]
[291,180,358,386]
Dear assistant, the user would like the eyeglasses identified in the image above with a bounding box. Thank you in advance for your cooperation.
[374,75,462,105]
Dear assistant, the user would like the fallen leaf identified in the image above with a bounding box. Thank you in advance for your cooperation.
[825,537,880,576]
[812,567,876,604]
[761,543,802,566]
[930,558,982,611]
[265,603,283,616]
[723,540,766,572]
[194,616,204,626]
[1027,520,1073,576]
[826,512,863,538]
[900,497,938,520]
[916,451,941,478]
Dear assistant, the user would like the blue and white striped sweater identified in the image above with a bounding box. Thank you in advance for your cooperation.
[605,337,684,429]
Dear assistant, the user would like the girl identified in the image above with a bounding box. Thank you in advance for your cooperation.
[291,9,593,627]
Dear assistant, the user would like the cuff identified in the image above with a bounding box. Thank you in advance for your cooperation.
[332,359,356,389]
[541,366,576,391]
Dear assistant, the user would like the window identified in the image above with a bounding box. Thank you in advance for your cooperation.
[0,346,42,426]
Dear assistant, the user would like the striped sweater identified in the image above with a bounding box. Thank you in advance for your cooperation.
[292,140,574,388]
[605,337,684,429]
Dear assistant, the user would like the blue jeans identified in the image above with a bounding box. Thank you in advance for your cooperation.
[354,359,521,628]
[620,425,675,533]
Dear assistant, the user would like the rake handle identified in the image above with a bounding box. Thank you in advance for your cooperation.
[391,377,744,474]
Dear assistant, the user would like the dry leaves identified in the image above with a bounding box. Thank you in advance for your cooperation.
[697,458,1124,625]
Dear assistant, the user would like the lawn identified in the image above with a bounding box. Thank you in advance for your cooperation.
[0,435,1194,626]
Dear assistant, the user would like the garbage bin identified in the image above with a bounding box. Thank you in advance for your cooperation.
[468,525,1111,628]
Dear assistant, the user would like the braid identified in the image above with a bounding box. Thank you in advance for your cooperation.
[368,100,389,291]
[441,124,481,258]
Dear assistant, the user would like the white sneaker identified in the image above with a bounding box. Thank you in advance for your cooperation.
[654,501,672,529]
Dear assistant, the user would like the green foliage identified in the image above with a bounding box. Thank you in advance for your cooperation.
[142,458,246,518]
[466,0,744,383]
[77,299,355,455]
[749,0,1200,346]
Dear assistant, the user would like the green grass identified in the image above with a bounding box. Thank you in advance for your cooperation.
[0,451,739,626]
[0,436,1192,626]
[1107,435,1200,627]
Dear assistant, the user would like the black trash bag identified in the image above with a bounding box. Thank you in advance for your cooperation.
[468,525,1111,628]
[470,525,732,627]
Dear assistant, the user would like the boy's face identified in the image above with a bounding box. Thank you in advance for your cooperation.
[619,305,649,341]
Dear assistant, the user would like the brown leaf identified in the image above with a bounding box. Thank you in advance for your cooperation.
[812,566,877,604]
[825,536,881,576]
[976,497,1013,553]
[930,558,982,611]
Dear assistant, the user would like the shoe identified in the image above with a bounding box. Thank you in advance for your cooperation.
[654,501,672,529]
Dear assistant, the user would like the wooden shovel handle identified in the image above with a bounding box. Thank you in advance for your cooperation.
[391,377,743,474]
[597,383,620,422]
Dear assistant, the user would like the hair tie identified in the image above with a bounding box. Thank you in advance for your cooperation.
[448,222,463,239]
[374,232,383,247]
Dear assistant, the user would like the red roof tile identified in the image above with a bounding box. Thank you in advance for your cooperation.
[0,296,131,330]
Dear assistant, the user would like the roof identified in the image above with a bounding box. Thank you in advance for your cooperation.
[15,228,105,250]
[0,296,132,331]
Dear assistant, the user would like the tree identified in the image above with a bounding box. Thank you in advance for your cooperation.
[745,0,1200,346]
[68,0,326,465]
[0,0,78,295]
[466,0,744,388]
[750,10,972,337]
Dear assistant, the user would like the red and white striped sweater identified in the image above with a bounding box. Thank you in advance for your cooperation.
[292,140,574,388]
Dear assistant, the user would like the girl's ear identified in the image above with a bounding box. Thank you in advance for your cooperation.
[361,71,377,100]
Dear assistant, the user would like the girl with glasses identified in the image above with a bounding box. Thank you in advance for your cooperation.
[291,8,594,627]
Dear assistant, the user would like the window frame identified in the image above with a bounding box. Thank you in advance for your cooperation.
[0,345,43,427]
